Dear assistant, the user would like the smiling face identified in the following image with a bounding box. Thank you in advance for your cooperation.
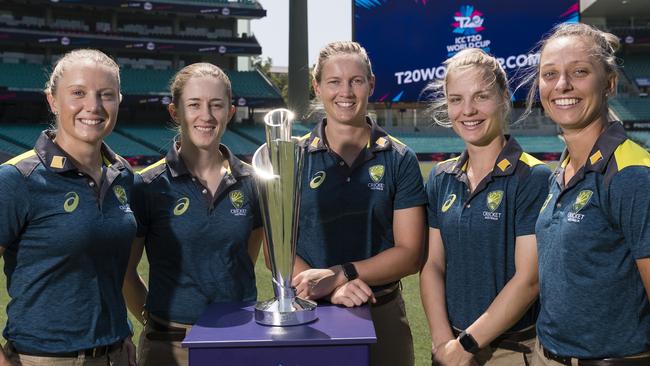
[538,36,616,131]
[446,67,506,147]
[47,60,120,147]
[313,54,375,127]
[170,76,235,151]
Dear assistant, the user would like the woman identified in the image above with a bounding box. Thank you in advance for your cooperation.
[123,63,263,366]
[0,49,136,365]
[526,23,650,365]
[420,48,551,366]
[291,41,426,366]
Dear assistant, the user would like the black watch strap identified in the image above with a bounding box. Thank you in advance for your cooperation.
[341,262,358,281]
[458,330,480,354]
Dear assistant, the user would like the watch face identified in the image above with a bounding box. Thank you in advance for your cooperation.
[459,331,479,354]
[343,262,358,281]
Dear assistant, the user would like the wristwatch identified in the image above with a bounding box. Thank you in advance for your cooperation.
[341,262,358,281]
[458,330,480,354]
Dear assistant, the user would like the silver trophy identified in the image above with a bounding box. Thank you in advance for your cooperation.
[252,108,318,326]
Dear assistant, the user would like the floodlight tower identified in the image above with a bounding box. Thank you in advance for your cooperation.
[288,0,310,120]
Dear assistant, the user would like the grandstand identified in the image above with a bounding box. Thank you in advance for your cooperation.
[0,0,286,164]
[0,0,648,166]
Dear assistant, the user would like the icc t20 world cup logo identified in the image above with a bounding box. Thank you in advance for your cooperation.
[452,5,485,35]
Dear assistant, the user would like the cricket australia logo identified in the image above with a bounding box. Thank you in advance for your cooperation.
[113,185,132,213]
[368,165,385,191]
[441,193,457,213]
[309,171,326,189]
[567,190,592,223]
[229,190,247,216]
[483,190,503,221]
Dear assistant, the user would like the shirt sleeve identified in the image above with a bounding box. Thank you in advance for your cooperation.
[515,164,552,237]
[425,166,442,228]
[130,173,149,238]
[393,148,427,210]
[608,166,650,259]
[0,166,30,247]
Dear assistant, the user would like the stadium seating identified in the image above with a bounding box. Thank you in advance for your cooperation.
[622,53,650,80]
[0,137,29,156]
[391,134,465,154]
[116,125,178,154]
[120,68,175,94]
[227,71,284,100]
[0,124,49,147]
[0,62,281,102]
[104,132,161,156]
[227,125,566,154]
[629,131,650,148]
[512,135,566,153]
[230,123,312,145]
[383,132,565,154]
[116,125,260,155]
[610,97,650,121]
[0,121,570,162]
[0,63,48,91]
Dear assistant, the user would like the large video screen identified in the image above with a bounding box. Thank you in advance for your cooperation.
[353,0,578,102]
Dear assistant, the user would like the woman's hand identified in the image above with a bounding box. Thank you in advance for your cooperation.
[125,336,137,366]
[330,279,376,307]
[293,267,344,300]
[0,352,16,366]
[432,339,477,366]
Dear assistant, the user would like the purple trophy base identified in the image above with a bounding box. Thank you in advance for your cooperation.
[182,301,377,365]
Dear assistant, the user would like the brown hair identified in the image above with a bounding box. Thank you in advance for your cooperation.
[170,62,232,105]
[519,23,620,121]
[312,41,374,83]
[426,48,511,127]
[45,49,120,97]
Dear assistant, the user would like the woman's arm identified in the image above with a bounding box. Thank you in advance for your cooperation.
[637,257,650,299]
[463,234,539,347]
[353,205,425,285]
[122,237,148,325]
[420,228,455,352]
[293,206,425,301]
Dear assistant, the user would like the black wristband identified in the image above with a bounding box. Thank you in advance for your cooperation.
[458,330,480,354]
[341,262,358,281]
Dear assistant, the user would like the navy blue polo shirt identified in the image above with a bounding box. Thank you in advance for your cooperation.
[132,143,261,324]
[0,131,136,353]
[536,122,650,358]
[426,137,551,331]
[296,118,427,291]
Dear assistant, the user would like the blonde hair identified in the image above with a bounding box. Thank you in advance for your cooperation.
[312,41,374,83]
[519,23,620,121]
[45,49,120,97]
[170,62,232,105]
[426,48,511,127]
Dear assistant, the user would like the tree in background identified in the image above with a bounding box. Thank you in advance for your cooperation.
[253,56,315,106]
